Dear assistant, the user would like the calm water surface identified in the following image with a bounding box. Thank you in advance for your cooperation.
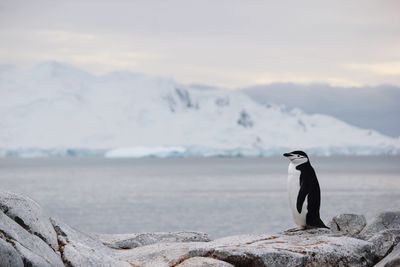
[0,156,399,238]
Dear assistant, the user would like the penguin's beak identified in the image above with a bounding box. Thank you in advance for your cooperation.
[283,153,292,157]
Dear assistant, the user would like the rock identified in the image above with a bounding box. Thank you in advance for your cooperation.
[367,229,400,259]
[94,231,211,249]
[329,213,367,236]
[374,243,400,267]
[50,217,131,267]
[116,241,208,266]
[209,230,375,267]
[115,230,376,267]
[0,210,64,267]
[0,191,59,250]
[0,238,24,267]
[360,211,400,239]
[13,242,60,267]
[176,257,235,267]
[2,191,400,267]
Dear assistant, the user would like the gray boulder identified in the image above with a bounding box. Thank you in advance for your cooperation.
[208,230,375,267]
[360,211,400,239]
[0,210,64,267]
[375,243,400,267]
[367,229,400,260]
[0,238,24,267]
[329,213,367,236]
[357,211,400,265]
[94,231,210,249]
[50,217,131,267]
[0,191,59,250]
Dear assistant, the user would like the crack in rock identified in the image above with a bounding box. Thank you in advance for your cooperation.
[0,229,15,245]
[273,247,308,255]
[51,220,73,267]
[245,235,279,245]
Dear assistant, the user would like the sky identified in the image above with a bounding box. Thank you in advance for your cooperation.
[1,0,400,88]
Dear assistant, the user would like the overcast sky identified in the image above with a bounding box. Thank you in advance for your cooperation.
[1,0,399,88]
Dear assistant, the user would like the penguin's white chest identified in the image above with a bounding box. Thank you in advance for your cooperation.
[287,163,308,227]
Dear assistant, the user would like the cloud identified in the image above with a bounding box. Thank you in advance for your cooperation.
[36,30,96,43]
[249,73,363,88]
[1,0,400,87]
[345,62,400,76]
[0,28,166,74]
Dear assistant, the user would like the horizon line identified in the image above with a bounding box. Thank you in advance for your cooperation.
[2,60,400,90]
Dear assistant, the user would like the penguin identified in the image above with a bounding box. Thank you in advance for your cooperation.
[283,150,328,229]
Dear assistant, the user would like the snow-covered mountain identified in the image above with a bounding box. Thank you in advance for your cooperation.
[243,83,400,137]
[1,62,399,157]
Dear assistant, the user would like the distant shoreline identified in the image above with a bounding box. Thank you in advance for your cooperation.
[1,146,400,159]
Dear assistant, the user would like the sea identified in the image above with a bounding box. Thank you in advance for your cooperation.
[0,156,399,238]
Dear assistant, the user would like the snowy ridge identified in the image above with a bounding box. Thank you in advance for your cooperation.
[1,62,399,157]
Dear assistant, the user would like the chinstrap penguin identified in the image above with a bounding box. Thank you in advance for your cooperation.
[283,150,328,229]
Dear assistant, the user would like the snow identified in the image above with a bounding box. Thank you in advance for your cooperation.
[1,62,400,157]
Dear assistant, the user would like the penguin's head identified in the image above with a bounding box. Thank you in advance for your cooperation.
[283,150,309,165]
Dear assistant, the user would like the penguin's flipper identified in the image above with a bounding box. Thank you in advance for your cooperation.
[296,182,308,213]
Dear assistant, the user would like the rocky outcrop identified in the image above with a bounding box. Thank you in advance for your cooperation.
[93,231,211,249]
[0,191,59,251]
[374,243,400,267]
[0,190,399,267]
[0,191,66,267]
[328,213,367,236]
[176,257,235,267]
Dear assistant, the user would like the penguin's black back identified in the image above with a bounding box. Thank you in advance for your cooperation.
[296,162,328,228]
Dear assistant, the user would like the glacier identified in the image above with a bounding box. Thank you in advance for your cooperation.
[0,61,399,158]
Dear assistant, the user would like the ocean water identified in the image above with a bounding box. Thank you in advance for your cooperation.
[0,156,399,238]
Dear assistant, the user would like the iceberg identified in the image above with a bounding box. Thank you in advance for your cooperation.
[1,62,399,157]
[105,146,187,158]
